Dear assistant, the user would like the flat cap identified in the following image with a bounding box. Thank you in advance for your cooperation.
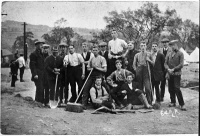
[169,40,179,45]
[99,42,107,46]
[59,42,68,47]
[52,46,59,52]
[42,44,50,47]
[35,41,45,45]
[161,38,170,43]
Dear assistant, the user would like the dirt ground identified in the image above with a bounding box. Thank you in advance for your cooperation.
[1,64,199,135]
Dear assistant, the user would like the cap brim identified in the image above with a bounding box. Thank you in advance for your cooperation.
[35,41,45,45]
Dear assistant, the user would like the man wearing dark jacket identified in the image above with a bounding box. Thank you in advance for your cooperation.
[124,41,139,76]
[149,42,165,103]
[45,47,63,103]
[120,73,153,109]
[159,38,172,101]
[98,42,109,78]
[10,59,18,87]
[30,41,45,104]
[58,42,68,105]
[164,40,186,111]
[42,44,50,106]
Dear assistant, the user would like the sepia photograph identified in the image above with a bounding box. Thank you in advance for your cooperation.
[1,0,199,135]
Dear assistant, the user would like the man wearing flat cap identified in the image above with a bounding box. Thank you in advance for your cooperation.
[164,40,186,111]
[159,38,172,102]
[42,44,50,106]
[45,46,64,105]
[98,42,109,77]
[30,41,46,104]
[58,42,69,105]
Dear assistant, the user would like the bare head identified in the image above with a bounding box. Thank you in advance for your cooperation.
[152,42,158,53]
[140,41,147,52]
[69,45,75,54]
[92,45,99,56]
[82,42,88,52]
[128,41,135,50]
[111,29,118,39]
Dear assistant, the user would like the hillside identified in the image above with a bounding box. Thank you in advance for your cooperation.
[1,20,97,51]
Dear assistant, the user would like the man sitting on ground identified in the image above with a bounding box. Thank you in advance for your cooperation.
[120,73,153,109]
[107,59,132,108]
[90,76,114,109]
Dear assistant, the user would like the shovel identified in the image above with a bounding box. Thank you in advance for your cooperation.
[50,74,59,109]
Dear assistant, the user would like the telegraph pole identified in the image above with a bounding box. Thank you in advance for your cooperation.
[22,22,27,62]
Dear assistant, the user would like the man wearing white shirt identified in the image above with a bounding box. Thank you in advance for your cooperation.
[16,53,26,82]
[63,45,85,102]
[108,29,128,74]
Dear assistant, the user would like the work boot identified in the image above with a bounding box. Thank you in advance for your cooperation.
[168,103,176,107]
[138,94,153,109]
[180,105,186,111]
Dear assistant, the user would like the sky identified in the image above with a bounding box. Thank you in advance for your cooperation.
[1,1,199,29]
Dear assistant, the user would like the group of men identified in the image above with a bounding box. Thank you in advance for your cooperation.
[29,29,186,111]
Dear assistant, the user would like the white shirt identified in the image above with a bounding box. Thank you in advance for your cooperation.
[152,52,158,63]
[63,53,84,66]
[16,56,25,68]
[128,82,133,90]
[164,47,169,51]
[108,38,127,54]
[87,55,107,69]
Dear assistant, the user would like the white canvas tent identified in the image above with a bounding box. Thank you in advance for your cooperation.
[179,47,189,65]
[187,47,199,63]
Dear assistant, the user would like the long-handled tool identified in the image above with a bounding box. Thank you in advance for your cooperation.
[50,74,59,109]
[147,61,154,103]
[65,68,93,113]
[91,106,136,114]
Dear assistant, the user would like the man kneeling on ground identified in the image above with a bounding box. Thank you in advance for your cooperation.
[120,73,153,109]
[90,76,114,109]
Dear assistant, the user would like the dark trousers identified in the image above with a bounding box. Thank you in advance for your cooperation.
[34,73,44,103]
[68,65,83,102]
[48,78,60,101]
[82,76,108,106]
[127,90,143,105]
[19,66,25,80]
[152,78,161,102]
[110,82,126,106]
[168,75,185,106]
[11,74,17,87]
[160,72,166,99]
[136,65,152,104]
[64,73,70,103]
[43,77,49,105]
